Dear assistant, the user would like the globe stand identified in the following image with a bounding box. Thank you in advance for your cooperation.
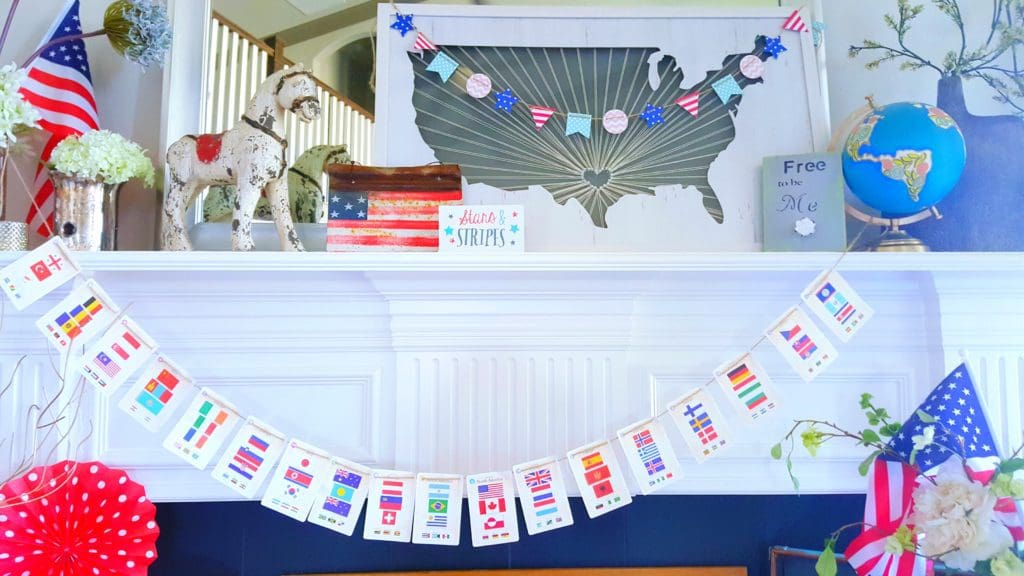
[845,204,942,252]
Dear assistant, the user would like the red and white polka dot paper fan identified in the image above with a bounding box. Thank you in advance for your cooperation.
[0,461,158,576]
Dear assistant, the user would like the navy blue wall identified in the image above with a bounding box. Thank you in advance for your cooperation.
[150,495,862,576]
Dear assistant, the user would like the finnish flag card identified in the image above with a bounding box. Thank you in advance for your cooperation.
[411,473,463,546]
[566,439,632,518]
[117,354,195,432]
[307,456,373,537]
[261,439,330,521]
[512,456,573,535]
[466,471,519,547]
[212,417,286,499]
[363,471,416,542]
[667,388,731,462]
[616,418,682,495]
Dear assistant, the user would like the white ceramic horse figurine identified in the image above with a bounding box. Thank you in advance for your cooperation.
[162,65,322,251]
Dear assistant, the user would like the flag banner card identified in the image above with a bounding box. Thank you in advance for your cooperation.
[162,387,241,470]
[212,417,286,499]
[566,440,632,519]
[77,316,157,393]
[715,352,781,422]
[411,473,463,546]
[1,237,80,310]
[36,278,118,355]
[364,471,416,542]
[466,471,519,547]
[117,354,195,432]
[308,456,373,537]
[261,439,331,521]
[801,270,873,343]
[616,418,682,495]
[667,388,731,462]
[512,457,574,536]
[766,306,839,381]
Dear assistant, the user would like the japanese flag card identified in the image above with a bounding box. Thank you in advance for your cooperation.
[261,439,330,521]
[77,316,157,393]
[307,456,372,536]
[714,353,781,423]
[411,473,463,546]
[212,417,286,499]
[36,279,119,355]
[566,439,632,518]
[616,418,682,495]
[466,472,519,547]
[1,237,80,310]
[512,456,573,535]
[766,306,839,381]
[363,471,416,542]
[667,388,731,462]
[162,387,241,469]
[801,270,873,342]
[117,354,195,432]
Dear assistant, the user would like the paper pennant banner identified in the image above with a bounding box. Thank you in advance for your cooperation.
[426,51,459,83]
[616,418,682,495]
[467,472,519,547]
[567,440,632,518]
[640,103,665,127]
[565,113,592,138]
[512,457,574,535]
[667,388,731,462]
[529,105,555,130]
[675,93,699,118]
[766,306,839,381]
[117,354,195,432]
[412,474,463,545]
[466,73,492,99]
[410,31,438,54]
[801,271,874,343]
[714,353,781,422]
[363,471,416,542]
[712,76,743,104]
[308,457,373,536]
[812,21,826,47]
[162,387,241,469]
[77,316,157,394]
[739,55,765,79]
[0,237,79,311]
[494,89,518,113]
[783,10,810,32]
[212,417,286,499]
[261,439,330,521]
[764,36,787,59]
[390,13,415,37]
[36,279,119,355]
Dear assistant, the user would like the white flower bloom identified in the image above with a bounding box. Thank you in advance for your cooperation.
[912,426,935,451]
[0,63,41,149]
[49,130,155,186]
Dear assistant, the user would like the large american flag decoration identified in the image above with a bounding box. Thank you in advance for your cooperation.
[18,0,100,237]
[325,164,462,251]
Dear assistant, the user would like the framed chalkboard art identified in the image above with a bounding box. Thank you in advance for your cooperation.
[375,4,829,251]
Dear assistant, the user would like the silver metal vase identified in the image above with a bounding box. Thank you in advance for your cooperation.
[50,171,122,251]
[0,148,28,251]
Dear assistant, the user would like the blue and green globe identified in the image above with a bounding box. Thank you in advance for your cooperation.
[842,102,966,218]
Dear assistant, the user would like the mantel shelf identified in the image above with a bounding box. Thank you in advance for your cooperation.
[0,251,1021,274]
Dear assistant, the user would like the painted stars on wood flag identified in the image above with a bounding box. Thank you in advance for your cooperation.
[117,354,195,432]
[412,473,463,546]
[668,388,731,463]
[714,353,780,423]
[308,456,373,537]
[616,418,682,495]
[364,471,416,542]
[467,472,519,547]
[0,237,79,310]
[512,457,573,535]
[261,439,330,521]
[162,387,240,469]
[801,271,874,343]
[36,278,118,355]
[766,306,838,381]
[212,417,286,499]
[567,440,632,518]
[77,316,157,393]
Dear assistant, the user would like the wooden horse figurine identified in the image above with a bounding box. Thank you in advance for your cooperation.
[162,65,322,251]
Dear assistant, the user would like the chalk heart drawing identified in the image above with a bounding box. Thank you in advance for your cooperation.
[583,169,612,189]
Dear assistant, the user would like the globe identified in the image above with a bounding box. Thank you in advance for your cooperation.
[841,102,966,218]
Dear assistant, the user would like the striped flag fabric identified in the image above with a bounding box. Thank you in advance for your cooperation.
[675,93,699,118]
[529,105,556,130]
[846,460,928,576]
[782,9,810,32]
[18,0,99,237]
[411,32,438,53]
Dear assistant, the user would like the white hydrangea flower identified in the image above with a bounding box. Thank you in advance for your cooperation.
[49,130,155,186]
[0,63,41,149]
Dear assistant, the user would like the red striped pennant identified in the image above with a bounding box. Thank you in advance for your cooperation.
[410,32,438,54]
[782,10,809,32]
[529,106,556,131]
[675,93,699,118]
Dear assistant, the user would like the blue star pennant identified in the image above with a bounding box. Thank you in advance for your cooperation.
[391,13,415,37]
[640,103,665,128]
[565,113,592,138]
[712,76,744,104]
[812,21,826,48]
[494,89,518,113]
[764,36,787,59]
[426,52,459,83]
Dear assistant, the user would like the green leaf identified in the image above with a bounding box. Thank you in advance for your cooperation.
[861,429,882,445]
[880,423,902,438]
[916,410,935,423]
[786,454,801,492]
[999,458,1024,474]
[770,443,783,460]
[816,543,838,576]
[859,393,873,409]
[859,450,882,476]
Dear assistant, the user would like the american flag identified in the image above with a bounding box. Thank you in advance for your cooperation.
[326,190,460,251]
[846,460,928,576]
[18,0,99,237]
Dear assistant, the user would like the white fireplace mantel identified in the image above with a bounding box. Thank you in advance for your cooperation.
[1,252,1021,502]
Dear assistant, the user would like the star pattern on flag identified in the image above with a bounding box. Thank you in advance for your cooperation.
[494,89,518,113]
[391,13,415,37]
[565,113,591,138]
[640,103,665,128]
[764,36,787,59]
[426,52,459,83]
[712,76,743,104]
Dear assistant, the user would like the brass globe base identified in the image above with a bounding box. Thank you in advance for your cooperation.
[870,229,930,252]
[845,204,940,253]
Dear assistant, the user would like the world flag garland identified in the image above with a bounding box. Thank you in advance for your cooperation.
[392,11,790,137]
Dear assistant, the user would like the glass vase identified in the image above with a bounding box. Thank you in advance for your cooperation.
[50,171,122,251]
[0,148,28,251]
